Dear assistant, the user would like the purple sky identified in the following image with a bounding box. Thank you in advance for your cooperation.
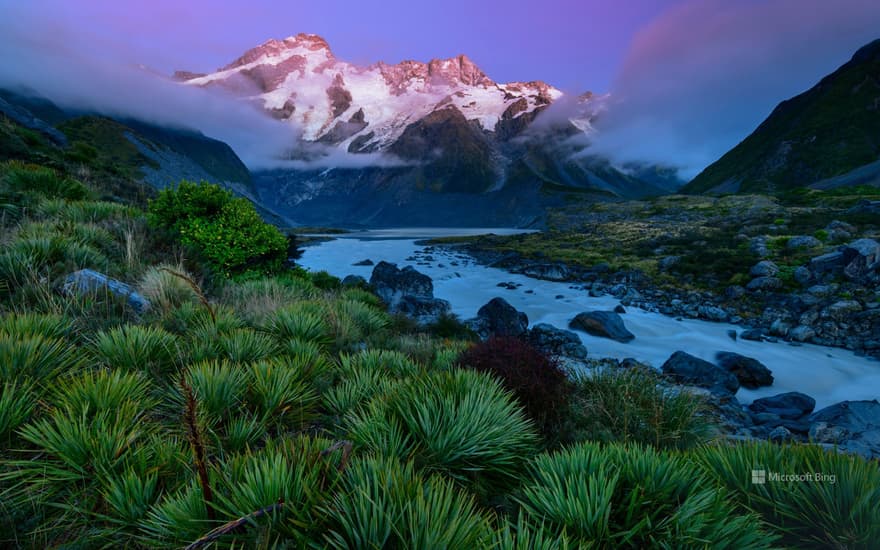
[2,0,880,175]
[4,0,677,92]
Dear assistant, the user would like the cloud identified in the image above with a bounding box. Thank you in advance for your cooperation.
[588,0,880,180]
[0,3,407,171]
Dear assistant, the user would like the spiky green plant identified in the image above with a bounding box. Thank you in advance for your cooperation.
[185,360,247,423]
[0,381,35,445]
[50,369,154,417]
[570,366,711,449]
[0,333,82,383]
[517,442,772,548]
[217,329,280,364]
[693,441,880,549]
[324,456,494,549]
[0,312,73,339]
[492,515,573,550]
[91,324,178,376]
[263,308,334,350]
[248,359,319,429]
[334,299,391,336]
[140,480,214,546]
[346,369,540,489]
[323,349,421,417]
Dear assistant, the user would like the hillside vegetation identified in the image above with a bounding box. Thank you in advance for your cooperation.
[685,38,880,194]
[1,108,879,547]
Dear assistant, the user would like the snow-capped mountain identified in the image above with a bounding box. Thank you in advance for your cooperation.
[176,33,573,154]
[176,34,678,227]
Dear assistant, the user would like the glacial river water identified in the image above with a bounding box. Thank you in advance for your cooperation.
[298,228,880,410]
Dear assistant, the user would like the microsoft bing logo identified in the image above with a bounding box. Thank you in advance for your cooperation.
[751,469,766,484]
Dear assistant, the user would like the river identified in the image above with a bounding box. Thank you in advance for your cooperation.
[298,228,880,410]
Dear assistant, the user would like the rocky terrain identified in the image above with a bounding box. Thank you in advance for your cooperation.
[429,192,880,359]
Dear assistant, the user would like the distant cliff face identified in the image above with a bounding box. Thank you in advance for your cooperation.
[685,39,880,195]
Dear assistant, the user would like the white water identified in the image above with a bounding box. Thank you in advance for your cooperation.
[299,229,880,411]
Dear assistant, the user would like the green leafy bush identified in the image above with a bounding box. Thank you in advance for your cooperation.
[147,181,287,277]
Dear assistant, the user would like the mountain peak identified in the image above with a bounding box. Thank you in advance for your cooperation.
[221,33,332,71]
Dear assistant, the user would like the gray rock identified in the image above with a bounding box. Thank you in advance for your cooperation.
[787,235,821,250]
[793,266,812,286]
[842,238,880,280]
[749,392,816,418]
[470,297,529,339]
[750,237,770,258]
[789,325,816,342]
[527,323,588,360]
[62,269,150,314]
[353,259,374,266]
[370,261,434,309]
[613,304,627,314]
[823,300,862,321]
[369,262,448,324]
[769,318,790,337]
[768,426,793,442]
[750,260,779,278]
[725,285,746,299]
[740,329,765,341]
[809,422,849,445]
[698,305,729,322]
[521,263,570,281]
[396,295,452,325]
[715,352,774,389]
[808,400,880,458]
[569,311,635,343]
[809,251,846,275]
[661,351,740,395]
[747,276,782,291]
[807,284,833,297]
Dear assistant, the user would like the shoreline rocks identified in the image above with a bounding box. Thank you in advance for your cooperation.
[569,310,635,343]
[369,261,450,324]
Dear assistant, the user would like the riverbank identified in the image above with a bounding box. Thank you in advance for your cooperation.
[426,193,880,359]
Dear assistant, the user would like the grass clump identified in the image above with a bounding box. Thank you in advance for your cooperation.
[517,441,773,549]
[570,366,711,450]
[694,441,880,549]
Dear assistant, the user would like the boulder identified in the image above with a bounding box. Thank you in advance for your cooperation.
[569,311,635,343]
[750,260,779,278]
[793,266,812,286]
[369,262,448,324]
[715,352,774,389]
[62,269,150,314]
[661,351,740,395]
[353,259,374,266]
[809,251,846,275]
[740,329,765,341]
[748,392,815,418]
[808,400,880,459]
[527,323,588,360]
[768,426,793,442]
[470,297,528,339]
[521,263,570,281]
[395,295,451,325]
[842,238,880,280]
[789,325,816,342]
[787,235,822,250]
[698,305,729,322]
[370,261,433,308]
[747,276,782,291]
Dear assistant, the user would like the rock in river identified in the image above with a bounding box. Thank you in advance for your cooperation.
[469,297,528,339]
[715,351,774,389]
[569,310,635,343]
[661,351,740,395]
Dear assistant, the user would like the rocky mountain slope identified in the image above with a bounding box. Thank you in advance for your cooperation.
[0,89,267,213]
[178,34,679,226]
[685,38,880,195]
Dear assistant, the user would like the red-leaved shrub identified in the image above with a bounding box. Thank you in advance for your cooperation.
[456,336,570,440]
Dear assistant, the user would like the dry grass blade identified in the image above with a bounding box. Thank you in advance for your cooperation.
[160,267,215,325]
[180,372,215,521]
[184,500,285,550]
